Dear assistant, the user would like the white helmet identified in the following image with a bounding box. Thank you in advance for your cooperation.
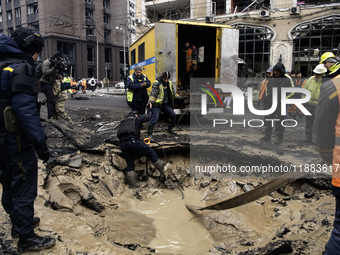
[313,64,327,74]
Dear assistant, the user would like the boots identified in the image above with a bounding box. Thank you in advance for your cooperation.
[260,126,272,142]
[126,171,139,189]
[274,136,283,145]
[147,124,155,141]
[154,159,166,177]
[167,124,177,135]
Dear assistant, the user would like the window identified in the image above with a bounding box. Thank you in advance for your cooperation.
[233,23,274,78]
[105,48,111,63]
[131,28,136,34]
[27,4,38,15]
[7,27,13,36]
[131,49,136,65]
[86,28,94,36]
[6,0,11,3]
[129,1,134,8]
[129,11,135,17]
[87,46,94,61]
[15,7,20,18]
[104,29,111,38]
[57,42,76,61]
[7,11,12,21]
[104,14,110,24]
[0,13,2,23]
[291,15,340,77]
[86,9,93,19]
[103,0,110,8]
[138,43,145,62]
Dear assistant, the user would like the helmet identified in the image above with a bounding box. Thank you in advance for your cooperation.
[11,27,44,55]
[131,111,139,117]
[162,71,170,79]
[319,52,336,64]
[313,64,327,74]
[266,67,273,73]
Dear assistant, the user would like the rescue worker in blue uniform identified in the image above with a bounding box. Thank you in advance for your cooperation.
[147,71,183,140]
[126,66,151,115]
[0,28,56,252]
[117,110,165,189]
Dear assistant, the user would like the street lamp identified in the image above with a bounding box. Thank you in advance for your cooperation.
[116,26,126,80]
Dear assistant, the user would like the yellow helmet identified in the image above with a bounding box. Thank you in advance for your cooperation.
[320,52,336,63]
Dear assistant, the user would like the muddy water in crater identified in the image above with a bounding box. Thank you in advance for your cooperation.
[132,189,215,254]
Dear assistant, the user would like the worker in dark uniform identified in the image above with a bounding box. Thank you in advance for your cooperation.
[126,66,151,115]
[259,63,291,145]
[0,28,56,253]
[117,110,165,189]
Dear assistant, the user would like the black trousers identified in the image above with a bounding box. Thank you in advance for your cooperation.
[120,139,158,172]
[0,147,37,240]
[40,82,56,119]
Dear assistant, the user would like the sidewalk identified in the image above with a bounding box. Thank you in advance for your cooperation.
[94,88,127,96]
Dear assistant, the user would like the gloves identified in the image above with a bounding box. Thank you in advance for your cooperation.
[35,142,50,163]
[191,64,196,71]
[146,101,152,109]
[176,96,184,104]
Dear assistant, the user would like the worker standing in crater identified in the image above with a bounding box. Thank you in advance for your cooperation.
[117,110,166,189]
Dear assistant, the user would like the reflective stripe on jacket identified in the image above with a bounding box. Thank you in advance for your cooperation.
[149,80,174,107]
[303,76,322,106]
[332,74,340,188]
[126,75,147,103]
[186,46,198,72]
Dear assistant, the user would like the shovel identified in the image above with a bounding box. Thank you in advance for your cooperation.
[141,138,151,182]
[186,158,325,214]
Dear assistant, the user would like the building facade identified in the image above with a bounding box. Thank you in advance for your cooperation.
[0,0,130,82]
[136,0,340,79]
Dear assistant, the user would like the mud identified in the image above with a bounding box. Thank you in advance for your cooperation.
[0,94,335,255]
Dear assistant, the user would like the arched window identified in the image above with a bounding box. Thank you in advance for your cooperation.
[291,15,340,77]
[233,23,274,78]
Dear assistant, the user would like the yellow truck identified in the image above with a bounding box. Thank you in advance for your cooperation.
[129,20,239,113]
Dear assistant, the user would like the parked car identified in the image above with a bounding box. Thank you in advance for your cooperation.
[115,82,125,89]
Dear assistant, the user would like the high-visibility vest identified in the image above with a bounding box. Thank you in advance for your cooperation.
[332,74,340,188]
[81,79,87,90]
[153,81,174,107]
[127,75,147,103]
[63,76,71,84]
[186,46,197,72]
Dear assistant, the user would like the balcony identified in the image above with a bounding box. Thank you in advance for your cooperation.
[26,0,38,4]
[85,18,94,26]
[103,7,112,15]
[15,17,22,26]
[7,20,13,28]
[104,23,111,30]
[86,35,97,42]
[27,12,39,23]
[14,0,20,8]
[105,38,113,44]
[85,2,95,10]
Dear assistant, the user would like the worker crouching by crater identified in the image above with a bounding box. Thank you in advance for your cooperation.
[117,110,165,189]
